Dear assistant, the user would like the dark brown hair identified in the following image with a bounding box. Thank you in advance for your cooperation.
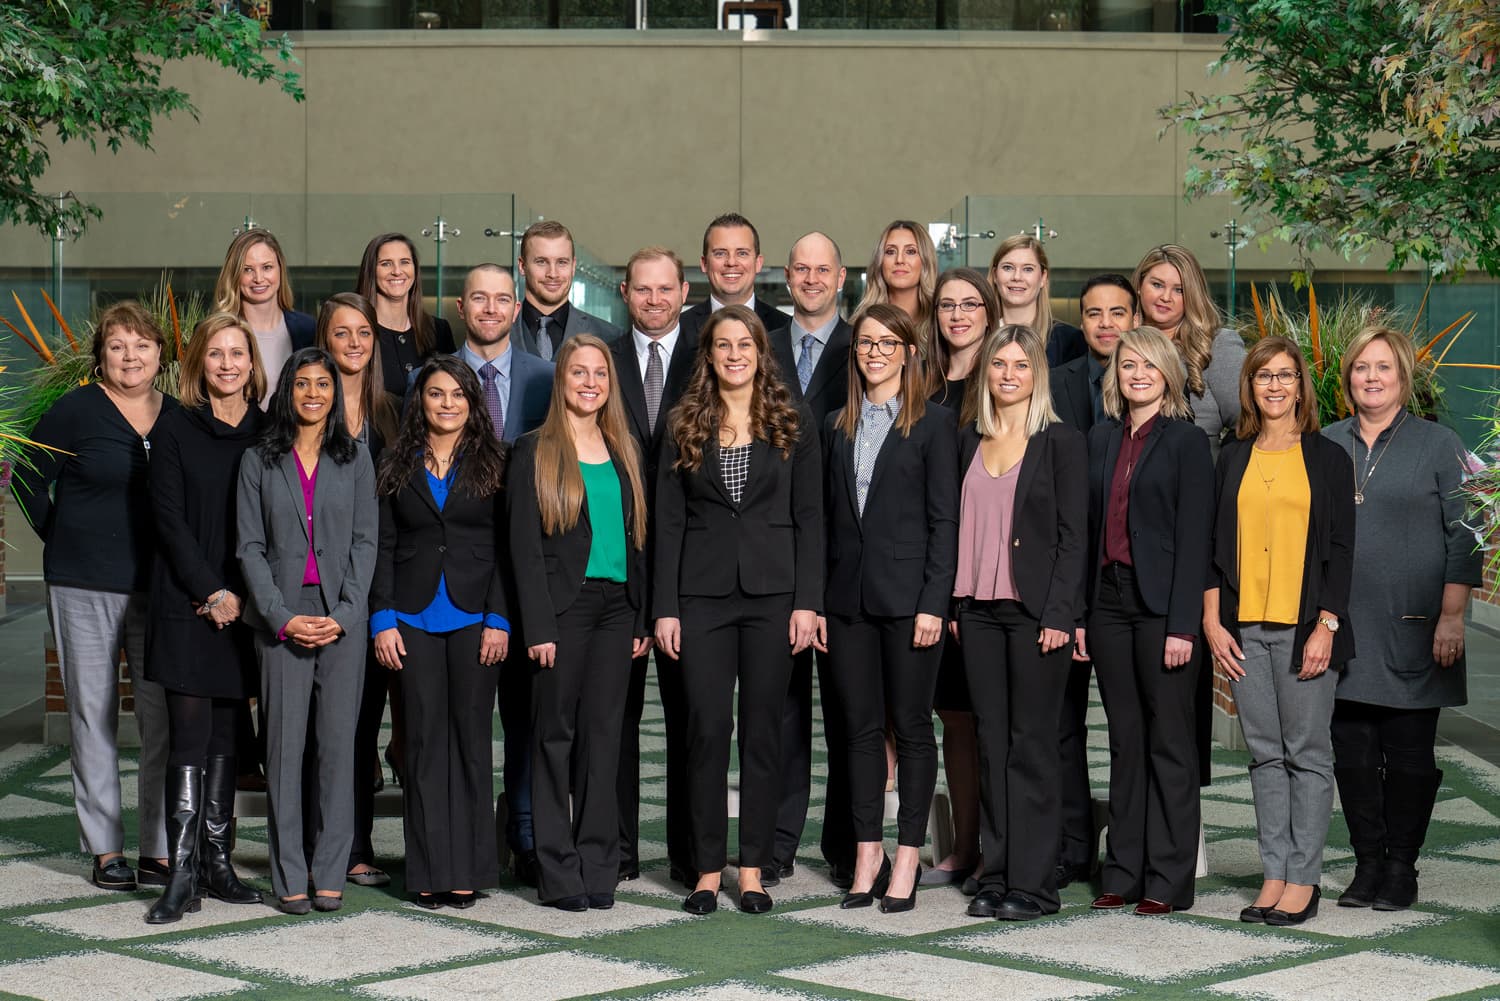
[355,233,436,357]
[838,303,928,440]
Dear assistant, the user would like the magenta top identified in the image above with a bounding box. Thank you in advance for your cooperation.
[954,449,1022,601]
[295,451,320,586]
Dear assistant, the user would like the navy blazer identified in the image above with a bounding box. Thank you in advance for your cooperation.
[506,432,648,644]
[823,401,959,619]
[653,408,824,616]
[957,421,1087,632]
[406,342,554,443]
[285,309,316,352]
[1085,416,1214,635]
[1209,432,1356,668]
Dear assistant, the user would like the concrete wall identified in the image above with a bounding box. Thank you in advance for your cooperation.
[4,29,1390,275]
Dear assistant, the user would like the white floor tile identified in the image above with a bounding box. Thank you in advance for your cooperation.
[1209,950,1500,1001]
[941,910,1322,981]
[0,794,75,820]
[1202,799,1262,831]
[1444,838,1500,861]
[0,951,250,1001]
[0,857,118,909]
[356,950,681,1001]
[781,950,1121,1001]
[0,744,49,781]
[1430,796,1500,827]
[20,895,289,939]
[152,911,527,983]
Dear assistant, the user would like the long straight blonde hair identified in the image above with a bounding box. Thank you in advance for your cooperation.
[531,334,647,549]
[973,324,1058,439]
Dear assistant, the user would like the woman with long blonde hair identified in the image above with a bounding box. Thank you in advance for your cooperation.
[213,230,314,405]
[507,334,651,911]
[858,221,938,371]
[989,235,1084,367]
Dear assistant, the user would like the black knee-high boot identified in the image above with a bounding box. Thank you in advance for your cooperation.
[202,756,262,904]
[1334,767,1385,907]
[146,766,204,924]
[1373,768,1442,911]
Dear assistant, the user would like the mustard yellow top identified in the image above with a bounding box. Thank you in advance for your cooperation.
[1236,443,1310,625]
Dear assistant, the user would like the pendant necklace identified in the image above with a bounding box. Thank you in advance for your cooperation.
[1353,412,1406,505]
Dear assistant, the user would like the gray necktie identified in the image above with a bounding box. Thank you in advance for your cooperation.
[536,314,553,361]
[798,333,816,393]
[644,341,664,434]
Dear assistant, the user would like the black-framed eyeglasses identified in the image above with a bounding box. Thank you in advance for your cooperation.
[936,300,984,314]
[1252,370,1300,387]
[855,338,902,357]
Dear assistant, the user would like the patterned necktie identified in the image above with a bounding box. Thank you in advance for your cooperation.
[480,362,505,440]
[644,340,664,434]
[798,333,817,393]
[536,314,553,361]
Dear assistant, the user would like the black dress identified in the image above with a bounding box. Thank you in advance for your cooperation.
[144,403,264,697]
[376,316,456,397]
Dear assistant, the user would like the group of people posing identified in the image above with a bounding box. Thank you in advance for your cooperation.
[18,213,1477,928]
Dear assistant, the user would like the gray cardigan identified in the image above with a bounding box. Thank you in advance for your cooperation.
[1324,414,1483,708]
[1192,327,1247,458]
[236,444,378,638]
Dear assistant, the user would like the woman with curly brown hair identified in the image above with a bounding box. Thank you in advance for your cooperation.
[653,305,824,917]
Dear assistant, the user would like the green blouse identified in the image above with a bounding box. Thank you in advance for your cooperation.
[580,459,628,582]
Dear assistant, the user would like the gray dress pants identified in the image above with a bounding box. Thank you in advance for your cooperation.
[48,585,169,859]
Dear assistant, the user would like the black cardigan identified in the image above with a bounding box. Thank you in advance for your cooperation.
[1208,432,1356,668]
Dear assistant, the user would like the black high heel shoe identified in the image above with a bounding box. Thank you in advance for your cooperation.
[880,865,921,913]
[1265,886,1321,926]
[839,854,892,909]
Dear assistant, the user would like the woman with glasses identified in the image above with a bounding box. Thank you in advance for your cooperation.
[1204,337,1353,927]
[823,304,958,913]
[989,235,1084,368]
[925,268,998,891]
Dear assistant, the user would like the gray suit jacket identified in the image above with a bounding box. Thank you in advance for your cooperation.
[517,303,621,357]
[236,444,378,638]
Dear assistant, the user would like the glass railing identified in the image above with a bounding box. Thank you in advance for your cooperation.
[259,0,1216,31]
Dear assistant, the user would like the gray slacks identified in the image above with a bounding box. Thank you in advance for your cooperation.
[1232,622,1337,885]
[48,585,168,859]
[258,588,365,898]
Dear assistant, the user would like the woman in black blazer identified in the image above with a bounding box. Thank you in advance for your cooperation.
[1204,336,1354,926]
[508,334,651,911]
[144,313,267,924]
[654,304,823,916]
[954,324,1087,921]
[371,356,509,910]
[1078,326,1214,916]
[823,304,959,912]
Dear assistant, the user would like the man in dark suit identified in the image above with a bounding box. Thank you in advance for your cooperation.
[678,213,789,345]
[515,220,622,359]
[1052,272,1139,888]
[611,247,699,885]
[764,231,855,886]
[451,263,555,887]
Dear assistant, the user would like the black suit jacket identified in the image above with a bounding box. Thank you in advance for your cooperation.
[285,309,316,352]
[678,297,789,349]
[370,466,506,621]
[957,421,1087,632]
[772,317,853,426]
[505,432,647,644]
[653,408,824,616]
[1209,432,1356,668]
[1086,416,1214,635]
[824,402,959,619]
[1046,321,1086,369]
[1051,353,1097,435]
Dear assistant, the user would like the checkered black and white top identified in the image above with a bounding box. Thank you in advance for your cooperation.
[720,443,752,504]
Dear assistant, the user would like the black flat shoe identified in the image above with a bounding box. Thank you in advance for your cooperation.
[995,891,1045,921]
[413,892,442,910]
[347,867,391,888]
[135,857,169,888]
[880,866,921,914]
[312,895,342,912]
[548,894,589,912]
[278,897,313,915]
[683,889,718,915]
[445,890,487,910]
[588,893,615,909]
[91,857,137,891]
[739,889,773,914]
[1265,886,1320,926]
[617,867,640,882]
[1239,903,1269,923]
[967,889,1006,918]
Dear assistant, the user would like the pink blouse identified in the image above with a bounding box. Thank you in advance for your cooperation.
[954,450,1021,601]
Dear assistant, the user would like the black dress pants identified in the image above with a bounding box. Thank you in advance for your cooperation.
[1331,701,1440,773]
[532,580,634,902]
[769,646,814,869]
[1057,656,1094,871]
[959,598,1070,912]
[816,647,856,875]
[679,587,795,873]
[348,644,387,868]
[400,623,497,892]
[826,612,941,846]
[618,646,694,878]
[1089,564,1201,908]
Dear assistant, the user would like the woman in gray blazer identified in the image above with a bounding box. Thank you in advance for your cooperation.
[237,347,378,914]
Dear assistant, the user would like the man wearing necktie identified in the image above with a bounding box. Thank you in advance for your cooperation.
[609,247,698,886]
[516,220,622,359]
[677,214,789,347]
[452,264,555,887]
